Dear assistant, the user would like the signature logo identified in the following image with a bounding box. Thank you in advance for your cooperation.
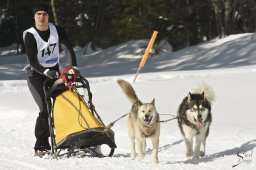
[232,149,253,168]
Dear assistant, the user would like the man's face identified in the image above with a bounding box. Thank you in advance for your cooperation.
[34,11,49,27]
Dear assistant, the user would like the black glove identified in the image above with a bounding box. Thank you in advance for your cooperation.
[44,69,59,79]
[72,66,80,77]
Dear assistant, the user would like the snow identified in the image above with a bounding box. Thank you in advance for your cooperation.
[0,33,256,169]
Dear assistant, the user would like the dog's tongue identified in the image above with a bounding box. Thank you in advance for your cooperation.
[196,121,204,129]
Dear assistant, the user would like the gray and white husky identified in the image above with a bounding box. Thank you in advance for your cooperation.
[117,79,160,164]
[177,83,215,159]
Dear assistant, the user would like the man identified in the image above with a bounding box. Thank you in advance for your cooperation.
[23,2,77,155]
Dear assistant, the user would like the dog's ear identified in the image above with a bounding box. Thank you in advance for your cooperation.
[133,100,142,109]
[137,100,142,106]
[201,91,205,100]
[150,98,155,106]
[187,92,192,102]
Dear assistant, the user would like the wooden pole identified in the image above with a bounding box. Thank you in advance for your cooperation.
[133,31,158,82]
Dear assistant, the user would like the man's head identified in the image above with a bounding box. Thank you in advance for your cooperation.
[34,2,49,15]
[33,2,50,30]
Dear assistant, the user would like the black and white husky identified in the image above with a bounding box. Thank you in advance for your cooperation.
[177,83,215,159]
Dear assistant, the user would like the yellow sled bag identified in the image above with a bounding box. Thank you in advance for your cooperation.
[54,90,104,145]
[44,66,116,157]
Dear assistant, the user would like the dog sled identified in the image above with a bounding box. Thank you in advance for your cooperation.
[43,66,116,158]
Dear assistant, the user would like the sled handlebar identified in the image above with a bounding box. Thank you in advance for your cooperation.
[51,78,65,89]
[43,75,92,100]
[43,78,66,98]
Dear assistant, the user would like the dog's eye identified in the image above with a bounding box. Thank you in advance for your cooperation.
[148,110,151,113]
[200,108,205,111]
[142,110,145,113]
[190,108,196,112]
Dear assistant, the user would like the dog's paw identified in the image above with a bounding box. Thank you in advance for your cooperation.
[130,154,135,160]
[153,158,159,164]
[200,151,205,157]
[138,156,144,161]
[192,155,199,160]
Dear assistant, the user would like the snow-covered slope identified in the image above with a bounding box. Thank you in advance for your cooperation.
[0,34,255,169]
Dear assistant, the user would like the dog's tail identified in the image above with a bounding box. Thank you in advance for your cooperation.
[117,79,140,104]
[193,82,215,104]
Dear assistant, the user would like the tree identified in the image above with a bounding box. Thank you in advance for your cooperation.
[51,0,58,25]
[0,0,36,53]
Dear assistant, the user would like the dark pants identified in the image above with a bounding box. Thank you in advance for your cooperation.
[27,74,51,151]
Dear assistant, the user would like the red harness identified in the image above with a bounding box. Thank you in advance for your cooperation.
[59,66,77,89]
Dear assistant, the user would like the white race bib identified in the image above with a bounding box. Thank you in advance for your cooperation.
[23,23,60,67]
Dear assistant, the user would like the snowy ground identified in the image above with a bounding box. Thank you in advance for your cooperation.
[0,33,256,169]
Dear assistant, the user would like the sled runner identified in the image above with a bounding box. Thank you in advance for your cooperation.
[43,66,116,158]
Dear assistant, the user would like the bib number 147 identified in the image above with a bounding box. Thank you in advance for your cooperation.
[41,43,56,57]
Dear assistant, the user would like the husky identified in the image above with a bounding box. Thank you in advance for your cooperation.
[117,79,160,164]
[177,83,215,159]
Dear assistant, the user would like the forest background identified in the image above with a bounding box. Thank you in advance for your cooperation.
[1,0,256,54]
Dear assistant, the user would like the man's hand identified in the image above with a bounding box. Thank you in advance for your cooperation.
[44,69,59,79]
[72,66,80,77]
